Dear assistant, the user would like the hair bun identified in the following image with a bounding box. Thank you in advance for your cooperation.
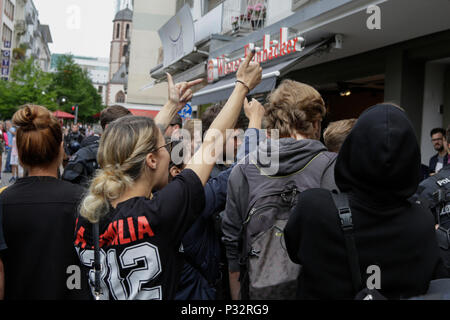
[12,105,38,130]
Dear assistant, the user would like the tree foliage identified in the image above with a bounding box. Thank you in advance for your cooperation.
[50,55,103,120]
[0,58,58,119]
[0,55,104,120]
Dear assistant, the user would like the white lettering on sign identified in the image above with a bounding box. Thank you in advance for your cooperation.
[207,28,305,83]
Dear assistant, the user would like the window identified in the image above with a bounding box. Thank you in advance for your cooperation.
[116,23,121,39]
[98,86,103,93]
[125,24,130,39]
[122,45,128,57]
[115,91,125,103]
[2,24,12,43]
[4,0,15,20]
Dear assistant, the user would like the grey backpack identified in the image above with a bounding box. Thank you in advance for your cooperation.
[239,151,336,300]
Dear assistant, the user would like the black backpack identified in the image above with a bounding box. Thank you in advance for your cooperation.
[238,151,336,300]
[331,192,386,300]
[332,191,450,300]
[62,142,99,188]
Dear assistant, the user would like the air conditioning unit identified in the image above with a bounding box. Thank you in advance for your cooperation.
[292,0,310,11]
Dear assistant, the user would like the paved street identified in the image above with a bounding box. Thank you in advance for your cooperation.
[0,152,24,189]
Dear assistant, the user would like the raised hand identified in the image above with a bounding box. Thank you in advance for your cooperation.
[167,73,203,108]
[244,98,265,120]
[236,50,262,93]
[244,98,265,130]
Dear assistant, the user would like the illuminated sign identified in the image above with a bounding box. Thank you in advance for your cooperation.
[207,28,305,83]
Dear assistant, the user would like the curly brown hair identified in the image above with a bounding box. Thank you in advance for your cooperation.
[264,80,326,138]
[323,118,357,152]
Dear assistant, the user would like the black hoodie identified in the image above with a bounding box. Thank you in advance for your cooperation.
[285,104,448,299]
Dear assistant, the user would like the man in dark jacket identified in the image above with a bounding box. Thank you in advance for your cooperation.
[429,128,448,176]
[412,127,450,272]
[174,99,264,300]
[62,128,100,188]
[222,81,337,300]
[285,104,448,300]
[62,106,131,187]
[64,124,85,156]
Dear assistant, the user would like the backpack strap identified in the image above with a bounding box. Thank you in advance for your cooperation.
[239,215,250,300]
[331,191,363,294]
[93,222,102,300]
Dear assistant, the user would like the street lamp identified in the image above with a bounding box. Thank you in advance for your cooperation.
[58,96,68,105]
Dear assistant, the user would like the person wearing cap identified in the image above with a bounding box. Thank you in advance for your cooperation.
[164,114,183,139]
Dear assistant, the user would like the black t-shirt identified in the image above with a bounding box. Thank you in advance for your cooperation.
[1,176,91,300]
[74,169,205,300]
[0,198,6,253]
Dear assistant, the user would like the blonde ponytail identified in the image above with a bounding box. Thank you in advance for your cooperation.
[80,116,159,223]
[80,166,134,223]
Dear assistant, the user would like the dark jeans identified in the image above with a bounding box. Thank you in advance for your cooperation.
[4,147,11,172]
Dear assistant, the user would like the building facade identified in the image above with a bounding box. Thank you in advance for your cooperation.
[13,0,52,72]
[151,0,450,164]
[106,6,132,106]
[124,0,176,114]
[1,0,15,80]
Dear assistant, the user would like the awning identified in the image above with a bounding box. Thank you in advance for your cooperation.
[128,109,159,118]
[53,110,75,119]
[191,39,332,106]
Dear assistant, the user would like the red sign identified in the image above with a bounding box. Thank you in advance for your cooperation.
[207,28,305,83]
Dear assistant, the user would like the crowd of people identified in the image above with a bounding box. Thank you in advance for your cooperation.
[0,50,450,300]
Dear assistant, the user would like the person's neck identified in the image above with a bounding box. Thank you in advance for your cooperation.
[439,150,448,157]
[27,165,59,178]
[290,132,311,140]
[110,178,153,209]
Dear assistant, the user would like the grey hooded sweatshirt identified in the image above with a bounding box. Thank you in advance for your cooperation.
[221,137,337,272]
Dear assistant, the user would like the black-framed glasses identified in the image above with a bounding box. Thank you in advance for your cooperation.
[150,141,174,154]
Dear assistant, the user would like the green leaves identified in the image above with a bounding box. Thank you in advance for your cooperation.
[0,55,104,120]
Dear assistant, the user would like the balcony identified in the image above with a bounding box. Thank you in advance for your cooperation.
[222,0,267,36]
[15,20,26,34]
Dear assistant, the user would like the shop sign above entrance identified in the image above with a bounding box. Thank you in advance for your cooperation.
[207,27,305,83]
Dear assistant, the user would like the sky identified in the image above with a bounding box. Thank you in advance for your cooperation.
[34,0,116,59]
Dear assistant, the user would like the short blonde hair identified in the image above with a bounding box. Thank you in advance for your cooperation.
[264,80,326,138]
[323,118,357,153]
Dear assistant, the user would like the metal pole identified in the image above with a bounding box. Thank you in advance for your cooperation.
[74,105,79,124]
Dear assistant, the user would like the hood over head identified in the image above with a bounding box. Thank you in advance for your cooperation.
[335,103,421,204]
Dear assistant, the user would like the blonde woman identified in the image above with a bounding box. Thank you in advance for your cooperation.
[74,51,262,300]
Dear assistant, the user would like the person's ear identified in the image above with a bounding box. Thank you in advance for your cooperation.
[312,120,320,131]
[169,166,181,178]
[312,120,322,139]
[145,153,158,170]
